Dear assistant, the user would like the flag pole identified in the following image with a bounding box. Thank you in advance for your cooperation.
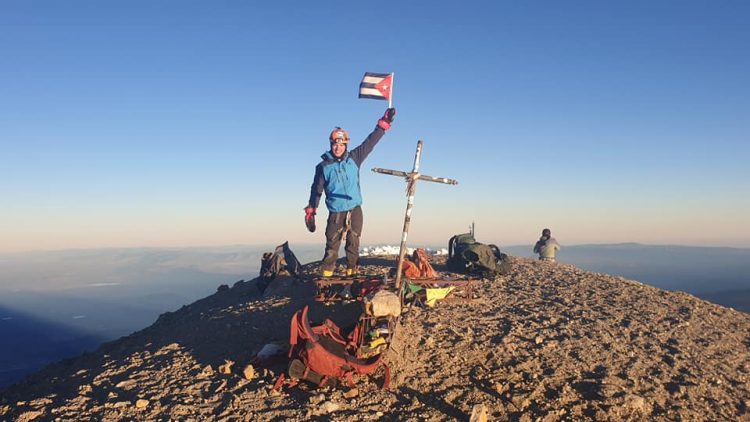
[388,72,394,108]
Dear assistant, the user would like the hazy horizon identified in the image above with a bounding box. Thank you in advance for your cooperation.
[3,239,750,256]
[2,241,748,300]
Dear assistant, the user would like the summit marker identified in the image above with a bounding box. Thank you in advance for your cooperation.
[372,140,458,291]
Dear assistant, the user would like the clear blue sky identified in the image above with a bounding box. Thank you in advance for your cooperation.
[2,1,749,252]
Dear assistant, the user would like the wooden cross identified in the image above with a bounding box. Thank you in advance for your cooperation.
[372,140,458,291]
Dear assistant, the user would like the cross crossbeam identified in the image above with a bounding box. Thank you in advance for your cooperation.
[371,168,458,186]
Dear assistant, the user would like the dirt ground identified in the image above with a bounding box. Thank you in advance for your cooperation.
[2,255,749,421]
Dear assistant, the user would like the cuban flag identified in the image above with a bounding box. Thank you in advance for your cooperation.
[358,72,393,101]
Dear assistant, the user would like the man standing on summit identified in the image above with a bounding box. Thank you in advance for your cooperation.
[304,108,396,277]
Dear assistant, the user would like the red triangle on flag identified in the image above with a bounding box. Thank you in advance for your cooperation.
[375,74,392,100]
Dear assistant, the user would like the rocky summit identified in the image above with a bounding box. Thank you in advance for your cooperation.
[1,256,749,421]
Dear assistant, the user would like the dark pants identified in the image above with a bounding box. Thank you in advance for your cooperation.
[322,206,363,271]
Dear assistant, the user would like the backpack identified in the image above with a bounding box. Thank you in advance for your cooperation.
[258,241,302,292]
[286,305,390,389]
[447,233,511,276]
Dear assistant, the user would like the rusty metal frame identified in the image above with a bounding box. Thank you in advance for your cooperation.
[312,276,385,303]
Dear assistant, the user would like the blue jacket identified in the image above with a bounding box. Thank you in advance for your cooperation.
[308,126,385,213]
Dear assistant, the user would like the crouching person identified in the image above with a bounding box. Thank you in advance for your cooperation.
[534,228,560,262]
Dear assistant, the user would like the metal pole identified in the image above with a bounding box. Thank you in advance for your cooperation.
[394,140,423,291]
[388,72,394,109]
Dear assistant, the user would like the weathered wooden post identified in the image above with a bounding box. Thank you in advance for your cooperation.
[372,140,458,292]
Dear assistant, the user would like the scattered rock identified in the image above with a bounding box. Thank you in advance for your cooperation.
[199,364,215,378]
[317,401,340,415]
[469,404,488,422]
[309,394,326,405]
[625,394,651,414]
[115,379,137,390]
[17,411,44,422]
[343,388,359,399]
[135,399,149,409]
[215,379,227,393]
[242,364,255,380]
[218,360,234,375]
[494,383,504,394]
[28,397,52,407]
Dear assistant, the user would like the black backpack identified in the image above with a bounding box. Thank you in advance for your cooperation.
[447,233,511,276]
[258,241,302,292]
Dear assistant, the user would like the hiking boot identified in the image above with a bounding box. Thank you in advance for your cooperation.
[321,269,334,277]
[288,359,324,385]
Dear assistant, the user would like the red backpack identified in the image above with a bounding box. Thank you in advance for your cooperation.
[285,305,390,389]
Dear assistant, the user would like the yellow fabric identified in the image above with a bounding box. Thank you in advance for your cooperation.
[369,337,386,348]
[321,269,334,277]
[425,287,455,307]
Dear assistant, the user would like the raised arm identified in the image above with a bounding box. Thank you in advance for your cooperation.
[349,108,396,166]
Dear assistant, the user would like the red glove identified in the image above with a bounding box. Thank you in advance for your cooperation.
[377,107,396,131]
[304,207,316,232]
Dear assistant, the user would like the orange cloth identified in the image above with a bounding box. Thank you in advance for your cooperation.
[402,260,421,278]
[401,248,437,279]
